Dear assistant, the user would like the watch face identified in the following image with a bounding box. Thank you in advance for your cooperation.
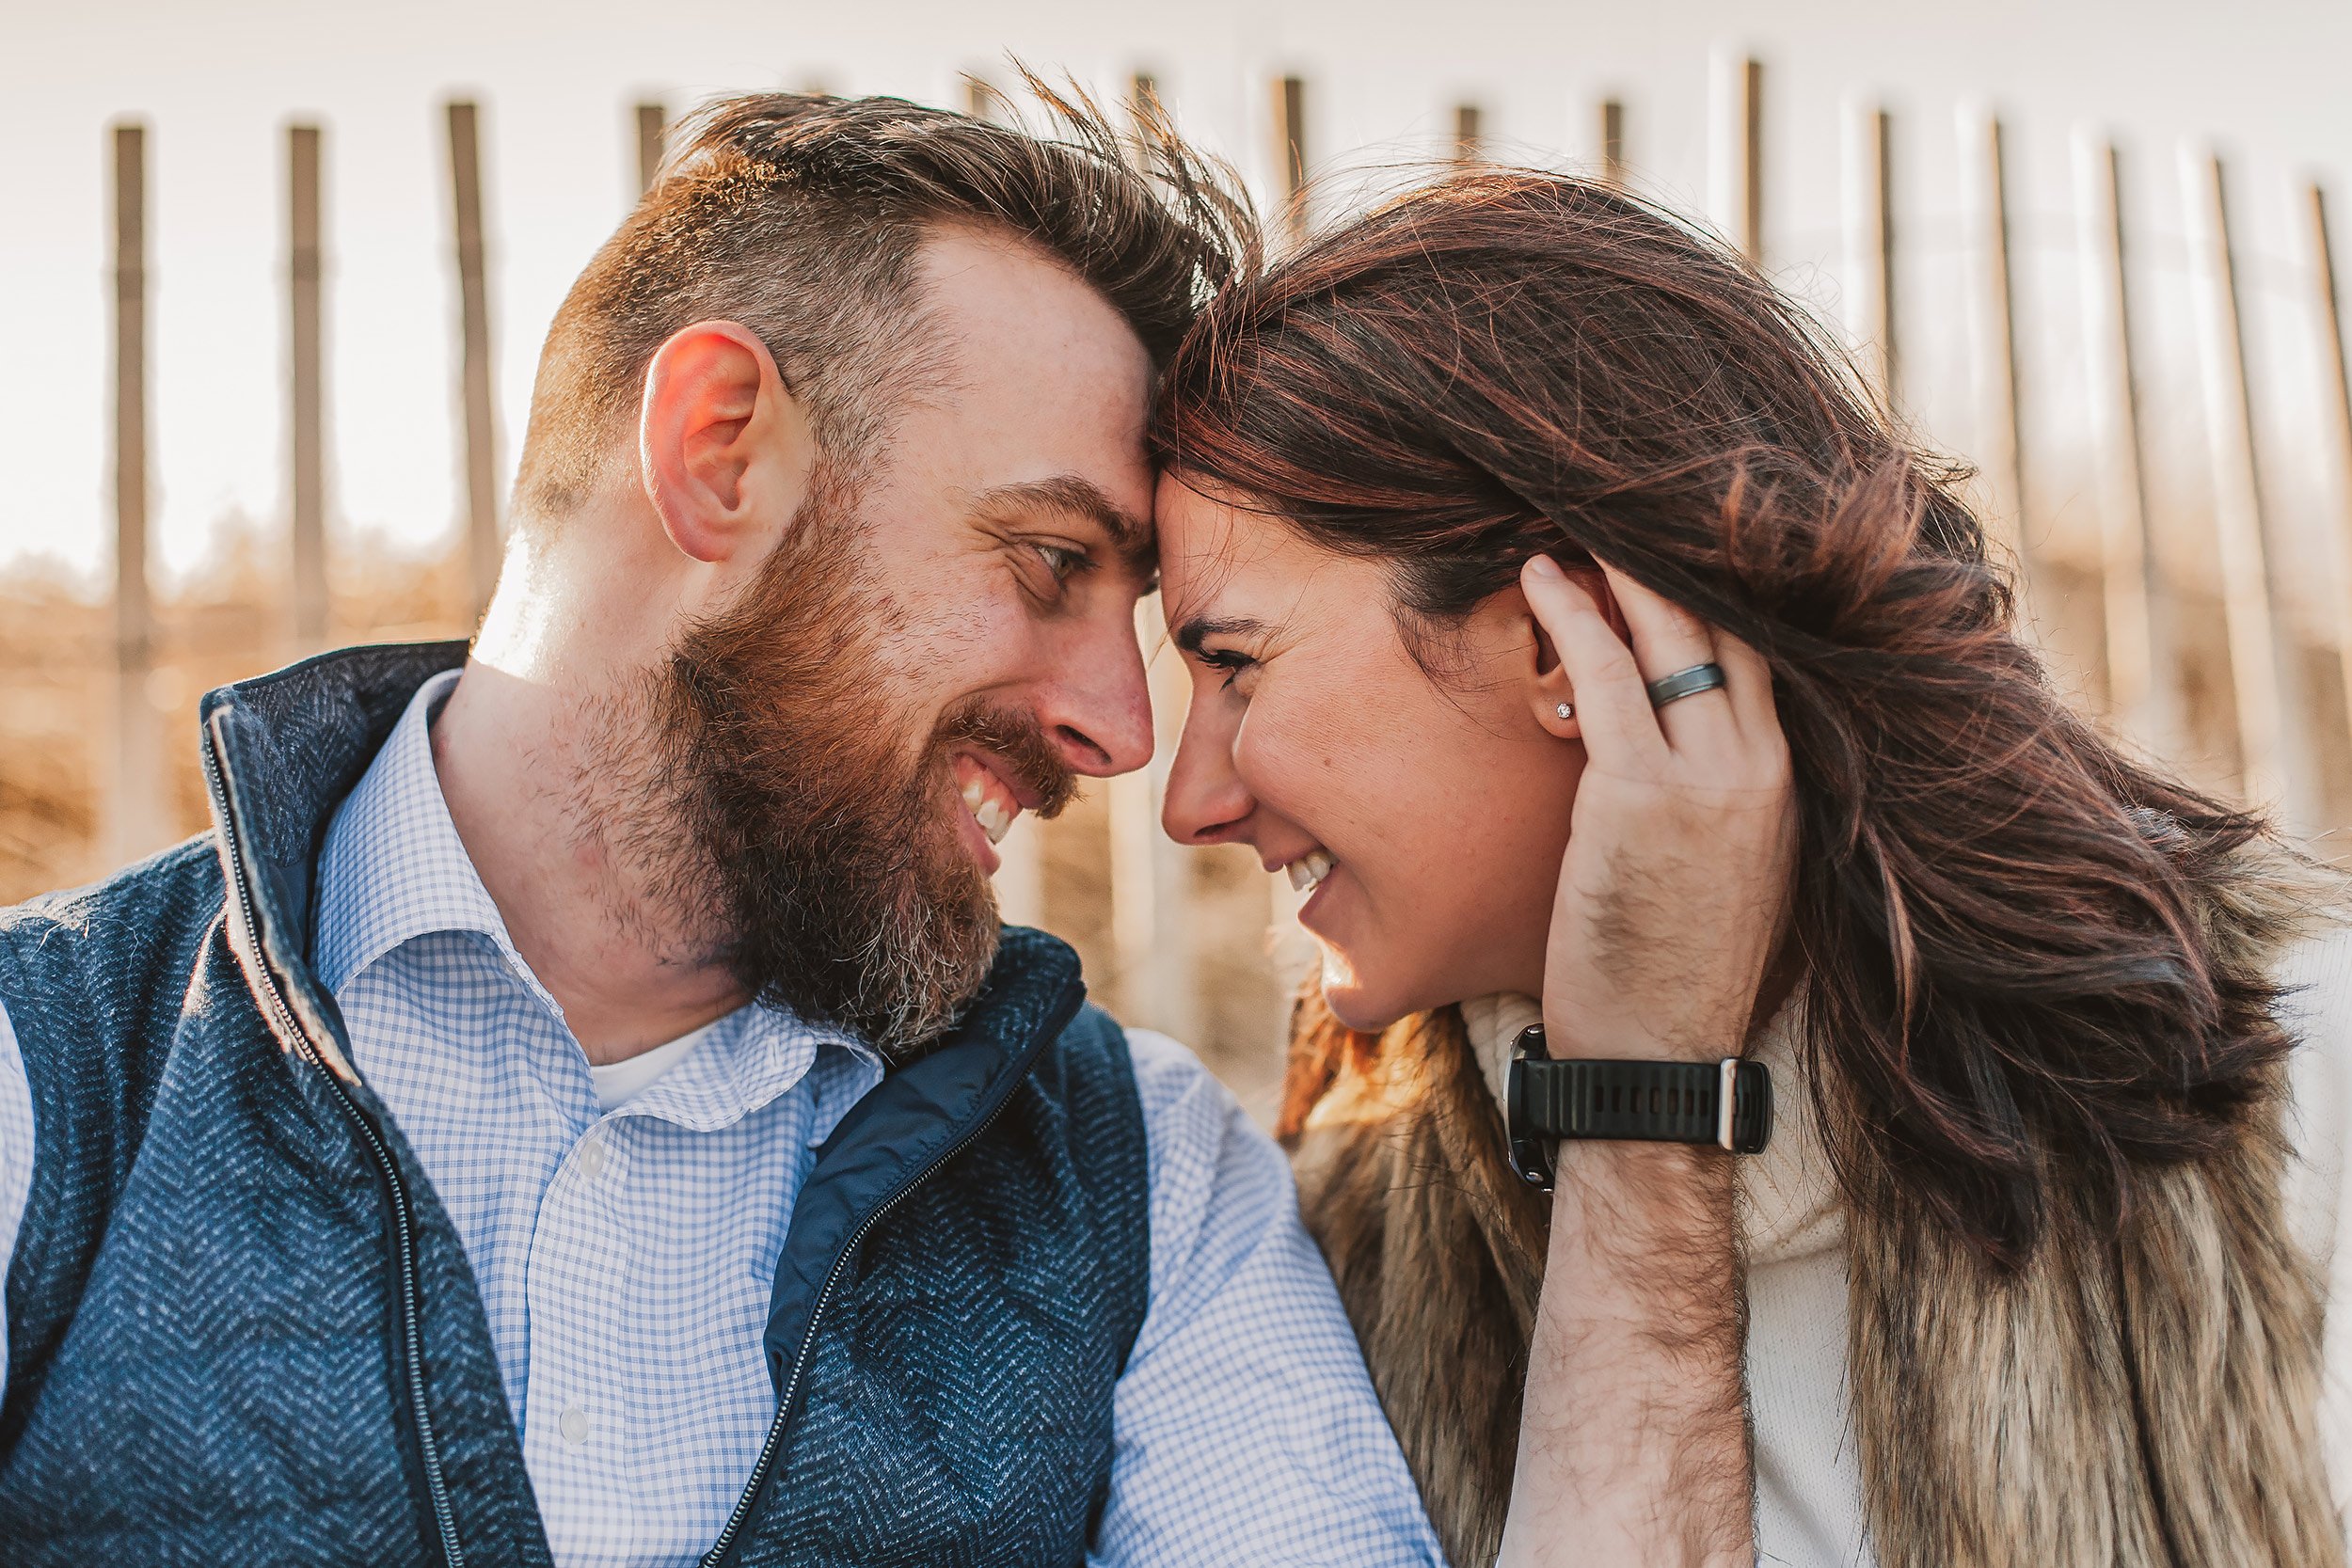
[1505,1043,1556,1191]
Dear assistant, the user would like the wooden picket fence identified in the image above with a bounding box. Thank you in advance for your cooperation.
[12,55,2352,1110]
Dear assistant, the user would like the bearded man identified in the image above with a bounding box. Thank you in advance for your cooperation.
[0,92,1443,1567]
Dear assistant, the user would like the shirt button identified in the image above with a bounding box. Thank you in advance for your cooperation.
[560,1403,593,1446]
[576,1133,607,1179]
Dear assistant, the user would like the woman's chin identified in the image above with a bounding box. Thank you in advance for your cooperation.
[1317,941,1500,1035]
[1316,954,1418,1035]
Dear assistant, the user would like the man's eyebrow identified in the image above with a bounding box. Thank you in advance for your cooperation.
[1173,615,1270,657]
[969,476,1153,572]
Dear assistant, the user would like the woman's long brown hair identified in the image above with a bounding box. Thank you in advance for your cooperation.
[1152,170,2327,1269]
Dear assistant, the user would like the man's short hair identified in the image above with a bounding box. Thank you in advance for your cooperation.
[513,78,1257,521]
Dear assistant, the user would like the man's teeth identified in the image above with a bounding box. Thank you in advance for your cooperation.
[1286,850,1335,893]
[959,775,1016,846]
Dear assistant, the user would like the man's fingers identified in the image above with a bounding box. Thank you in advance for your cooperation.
[1521,556,1667,769]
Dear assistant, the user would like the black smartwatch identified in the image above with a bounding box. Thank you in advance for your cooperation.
[1506,1023,1772,1190]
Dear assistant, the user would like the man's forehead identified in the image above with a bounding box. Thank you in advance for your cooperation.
[914,225,1145,368]
[907,227,1158,536]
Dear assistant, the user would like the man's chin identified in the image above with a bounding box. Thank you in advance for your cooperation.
[721,852,1002,1060]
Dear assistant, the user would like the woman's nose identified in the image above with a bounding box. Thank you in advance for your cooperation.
[1161,700,1254,847]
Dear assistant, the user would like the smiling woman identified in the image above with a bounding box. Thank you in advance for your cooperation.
[1150,167,2352,1568]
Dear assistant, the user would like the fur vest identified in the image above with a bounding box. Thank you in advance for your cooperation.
[1279,968,2344,1568]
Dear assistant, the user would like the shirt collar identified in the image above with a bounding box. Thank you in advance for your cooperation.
[310,667,561,1018]
[617,1003,882,1141]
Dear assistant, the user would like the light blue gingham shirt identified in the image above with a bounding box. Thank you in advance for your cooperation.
[0,669,1443,1568]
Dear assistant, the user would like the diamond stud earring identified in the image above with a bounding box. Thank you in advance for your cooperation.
[1555,702,1575,721]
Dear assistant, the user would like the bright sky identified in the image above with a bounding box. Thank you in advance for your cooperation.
[4,0,2349,588]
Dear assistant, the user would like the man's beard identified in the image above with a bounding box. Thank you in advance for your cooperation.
[626,482,1076,1061]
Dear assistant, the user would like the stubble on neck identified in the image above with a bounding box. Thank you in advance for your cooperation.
[432,660,753,1063]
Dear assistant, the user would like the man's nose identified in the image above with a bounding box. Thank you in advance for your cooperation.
[1161,697,1252,847]
[1034,611,1155,779]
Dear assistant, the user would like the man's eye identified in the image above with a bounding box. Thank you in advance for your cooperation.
[1034,544,1084,583]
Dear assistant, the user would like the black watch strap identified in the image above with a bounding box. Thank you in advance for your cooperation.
[1506,1024,1772,1189]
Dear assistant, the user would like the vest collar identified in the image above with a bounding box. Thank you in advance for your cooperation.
[200,641,471,1078]
[758,923,1089,1401]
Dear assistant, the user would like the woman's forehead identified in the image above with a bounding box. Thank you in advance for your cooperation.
[1154,482,1388,652]
[1154,483,1299,613]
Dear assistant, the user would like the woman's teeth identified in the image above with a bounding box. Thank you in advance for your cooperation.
[1286,850,1335,893]
[960,774,1016,845]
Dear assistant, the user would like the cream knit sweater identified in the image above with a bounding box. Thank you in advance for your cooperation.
[1461,923,2352,1566]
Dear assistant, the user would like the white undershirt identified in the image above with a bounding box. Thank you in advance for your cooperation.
[1464,920,2352,1566]
[585,1018,720,1113]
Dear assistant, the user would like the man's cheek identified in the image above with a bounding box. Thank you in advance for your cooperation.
[904,610,1033,705]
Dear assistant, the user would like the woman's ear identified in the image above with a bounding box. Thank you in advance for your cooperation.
[1505,566,1616,739]
[638,319,816,564]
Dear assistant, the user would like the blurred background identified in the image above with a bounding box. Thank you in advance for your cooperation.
[6,0,2352,1114]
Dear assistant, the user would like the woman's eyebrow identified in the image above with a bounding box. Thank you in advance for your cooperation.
[1173,615,1269,656]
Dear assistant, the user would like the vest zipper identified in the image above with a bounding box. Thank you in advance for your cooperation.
[200,729,469,1568]
[698,986,1083,1568]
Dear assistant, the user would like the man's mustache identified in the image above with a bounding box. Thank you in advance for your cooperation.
[934,698,1079,820]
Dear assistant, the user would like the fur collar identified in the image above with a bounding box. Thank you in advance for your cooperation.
[1286,962,2342,1568]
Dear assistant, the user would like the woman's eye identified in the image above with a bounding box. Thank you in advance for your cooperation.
[1200,649,1257,693]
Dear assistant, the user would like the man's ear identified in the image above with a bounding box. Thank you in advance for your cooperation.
[638,320,816,564]
[1505,565,1618,740]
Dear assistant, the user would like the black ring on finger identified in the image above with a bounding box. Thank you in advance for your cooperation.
[1645,662,1727,708]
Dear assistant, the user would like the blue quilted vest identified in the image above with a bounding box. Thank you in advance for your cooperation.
[0,642,1150,1567]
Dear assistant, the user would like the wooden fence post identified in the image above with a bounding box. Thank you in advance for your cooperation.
[992,816,1045,928]
[1960,107,2032,616]
[2074,134,2166,746]
[1842,100,1896,403]
[2311,182,2352,776]
[1453,103,1482,165]
[1709,52,1762,263]
[2183,148,2301,821]
[1274,75,1309,249]
[635,103,665,195]
[1108,598,1199,1042]
[107,120,169,863]
[289,123,328,654]
[446,101,501,623]
[1598,98,1626,188]
[1124,71,1165,154]
[1267,863,1311,1047]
